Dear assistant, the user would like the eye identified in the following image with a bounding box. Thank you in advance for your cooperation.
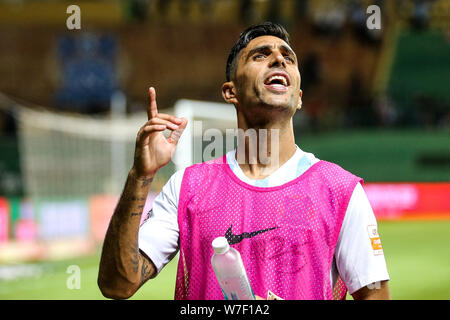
[284,55,295,63]
[254,53,266,60]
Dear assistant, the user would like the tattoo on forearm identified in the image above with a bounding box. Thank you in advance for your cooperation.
[130,242,139,273]
[141,177,154,187]
[123,196,146,202]
[140,257,152,285]
[130,205,144,217]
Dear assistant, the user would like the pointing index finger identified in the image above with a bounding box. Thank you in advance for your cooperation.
[148,87,158,120]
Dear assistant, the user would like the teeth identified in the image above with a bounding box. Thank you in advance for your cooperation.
[268,75,288,86]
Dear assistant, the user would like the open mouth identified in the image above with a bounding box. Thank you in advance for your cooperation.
[264,73,290,91]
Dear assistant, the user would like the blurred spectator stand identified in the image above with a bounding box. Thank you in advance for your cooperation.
[54,33,119,114]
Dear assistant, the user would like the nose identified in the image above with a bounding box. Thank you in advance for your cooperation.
[269,50,286,68]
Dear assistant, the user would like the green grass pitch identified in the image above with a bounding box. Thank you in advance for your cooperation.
[1,220,449,300]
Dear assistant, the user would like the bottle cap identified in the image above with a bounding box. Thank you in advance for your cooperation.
[212,237,230,254]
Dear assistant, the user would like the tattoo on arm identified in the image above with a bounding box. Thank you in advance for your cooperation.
[140,258,150,285]
[131,243,154,284]
[141,177,154,188]
[139,252,155,286]
[130,242,140,273]
[124,196,146,201]
[125,195,146,218]
[130,205,145,217]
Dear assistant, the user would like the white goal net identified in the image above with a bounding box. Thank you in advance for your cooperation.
[3,94,237,199]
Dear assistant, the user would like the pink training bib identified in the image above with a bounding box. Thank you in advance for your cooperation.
[175,155,362,300]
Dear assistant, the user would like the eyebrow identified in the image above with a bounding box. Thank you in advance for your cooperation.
[245,44,297,62]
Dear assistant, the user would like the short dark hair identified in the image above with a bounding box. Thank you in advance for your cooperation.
[225,21,291,82]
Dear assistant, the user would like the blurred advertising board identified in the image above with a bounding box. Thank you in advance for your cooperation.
[364,183,450,220]
[0,198,94,263]
[89,192,156,243]
[0,198,10,243]
[89,195,119,243]
[35,199,89,240]
[0,184,448,262]
[9,198,37,242]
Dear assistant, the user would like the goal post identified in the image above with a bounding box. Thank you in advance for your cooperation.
[172,99,237,174]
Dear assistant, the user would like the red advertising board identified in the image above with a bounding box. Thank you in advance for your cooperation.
[364,183,450,220]
[0,198,9,243]
[89,195,119,243]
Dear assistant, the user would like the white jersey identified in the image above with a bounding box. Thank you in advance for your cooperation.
[139,145,390,295]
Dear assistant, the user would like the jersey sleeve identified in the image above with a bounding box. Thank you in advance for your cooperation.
[138,169,184,275]
[335,183,390,294]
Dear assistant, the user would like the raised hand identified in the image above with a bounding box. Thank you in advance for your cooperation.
[133,87,188,178]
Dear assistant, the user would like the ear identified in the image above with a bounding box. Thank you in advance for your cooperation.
[297,89,303,110]
[222,81,238,105]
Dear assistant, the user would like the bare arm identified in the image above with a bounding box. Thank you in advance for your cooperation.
[97,169,157,299]
[352,280,391,300]
[98,87,187,299]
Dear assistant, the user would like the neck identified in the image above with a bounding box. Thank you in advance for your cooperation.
[234,111,297,179]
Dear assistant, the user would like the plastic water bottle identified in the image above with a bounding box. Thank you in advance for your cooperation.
[211,236,255,300]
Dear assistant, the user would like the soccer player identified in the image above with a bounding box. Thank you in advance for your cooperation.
[98,22,391,300]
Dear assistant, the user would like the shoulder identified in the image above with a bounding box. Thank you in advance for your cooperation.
[158,168,185,203]
[309,161,364,214]
[184,155,227,176]
[168,168,186,187]
[178,155,230,199]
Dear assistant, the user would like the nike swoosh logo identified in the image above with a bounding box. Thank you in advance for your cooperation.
[225,224,279,245]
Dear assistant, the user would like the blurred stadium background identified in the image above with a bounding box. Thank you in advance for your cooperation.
[0,0,449,300]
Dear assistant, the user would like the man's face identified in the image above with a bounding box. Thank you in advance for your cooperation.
[231,35,302,116]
